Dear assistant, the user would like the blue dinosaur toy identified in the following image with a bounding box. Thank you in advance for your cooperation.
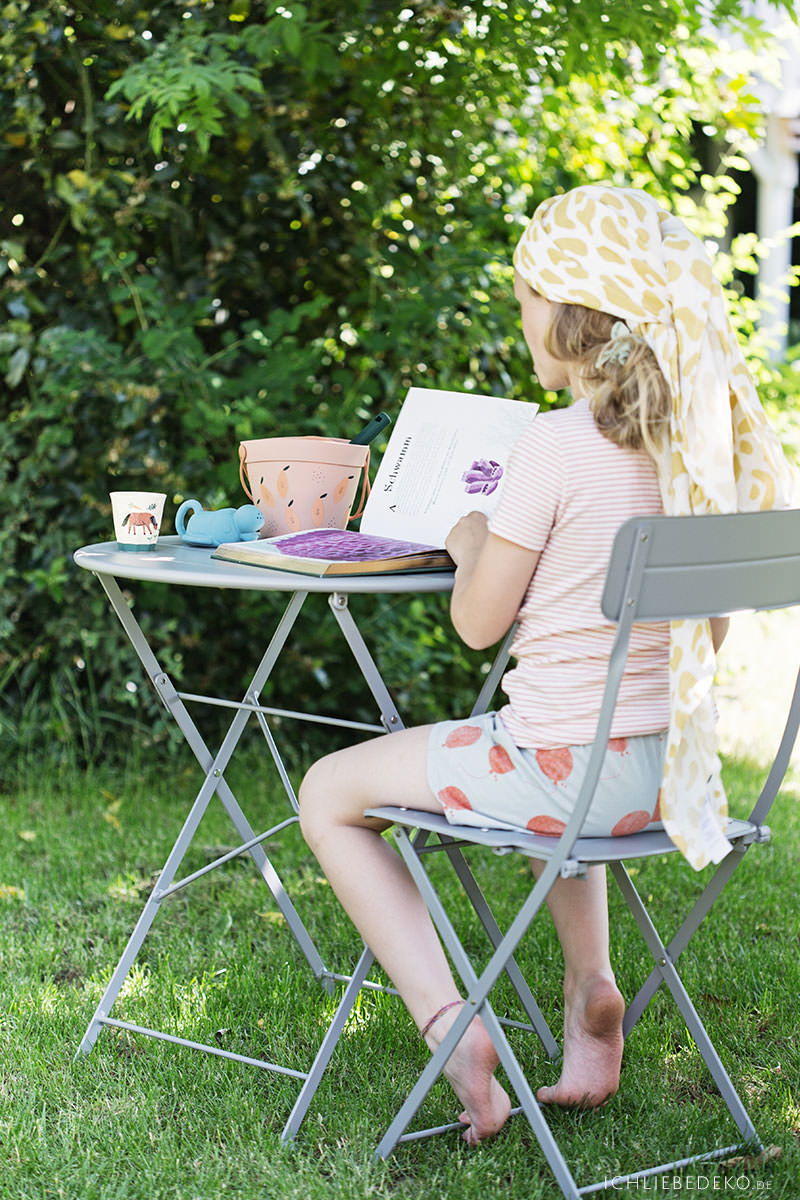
[175,499,264,547]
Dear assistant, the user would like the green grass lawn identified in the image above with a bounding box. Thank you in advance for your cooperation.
[1,749,798,1199]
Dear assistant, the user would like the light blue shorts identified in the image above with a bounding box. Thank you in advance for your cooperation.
[426,712,666,839]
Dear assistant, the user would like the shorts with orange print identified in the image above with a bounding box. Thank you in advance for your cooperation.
[426,711,666,839]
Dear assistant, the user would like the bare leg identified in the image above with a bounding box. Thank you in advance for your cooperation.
[531,861,624,1108]
[298,726,510,1143]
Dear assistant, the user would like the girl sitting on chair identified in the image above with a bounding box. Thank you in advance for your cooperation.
[298,184,795,1143]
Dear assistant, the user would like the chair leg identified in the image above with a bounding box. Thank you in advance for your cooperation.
[440,839,560,1058]
[479,1002,583,1200]
[374,828,586,1191]
[623,845,747,1035]
[610,862,761,1148]
[375,995,583,1199]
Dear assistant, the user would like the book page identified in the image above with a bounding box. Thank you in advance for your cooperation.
[361,387,537,547]
[261,528,439,562]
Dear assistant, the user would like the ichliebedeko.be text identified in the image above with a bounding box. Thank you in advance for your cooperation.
[609,1176,771,1192]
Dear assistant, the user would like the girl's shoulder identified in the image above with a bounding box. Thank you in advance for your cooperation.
[509,398,594,464]
[521,397,601,450]
[538,396,594,429]
[524,397,657,484]
[539,397,646,459]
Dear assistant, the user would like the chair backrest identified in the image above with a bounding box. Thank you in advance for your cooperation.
[559,509,800,850]
[602,510,800,624]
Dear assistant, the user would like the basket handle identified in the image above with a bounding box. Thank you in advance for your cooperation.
[350,448,370,521]
[239,444,253,501]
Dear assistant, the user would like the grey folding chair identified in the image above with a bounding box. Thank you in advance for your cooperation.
[361,509,800,1197]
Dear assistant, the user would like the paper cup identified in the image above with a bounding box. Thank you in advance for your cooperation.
[110,491,166,551]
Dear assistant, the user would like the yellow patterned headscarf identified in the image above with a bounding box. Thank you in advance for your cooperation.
[514,184,797,870]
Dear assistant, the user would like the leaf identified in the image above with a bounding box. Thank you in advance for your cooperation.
[66,169,91,190]
[6,345,30,387]
[719,1144,782,1171]
[104,24,135,41]
[257,911,287,926]
[148,120,164,155]
[0,884,25,901]
[50,130,83,148]
[281,17,302,56]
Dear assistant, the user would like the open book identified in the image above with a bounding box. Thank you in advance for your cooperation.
[212,387,538,576]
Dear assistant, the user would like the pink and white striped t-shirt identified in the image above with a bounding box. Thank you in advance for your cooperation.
[487,397,670,749]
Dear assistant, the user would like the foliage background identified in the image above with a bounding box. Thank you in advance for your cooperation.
[1,0,798,777]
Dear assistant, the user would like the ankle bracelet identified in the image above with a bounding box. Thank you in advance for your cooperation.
[420,999,465,1039]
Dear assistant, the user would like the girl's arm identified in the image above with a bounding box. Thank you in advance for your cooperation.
[445,512,540,650]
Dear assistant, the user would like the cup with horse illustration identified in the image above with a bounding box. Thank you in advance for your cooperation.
[109,491,167,551]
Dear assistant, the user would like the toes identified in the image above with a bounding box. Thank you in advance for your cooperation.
[460,1120,481,1146]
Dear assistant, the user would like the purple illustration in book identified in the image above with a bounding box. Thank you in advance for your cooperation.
[276,528,437,562]
[461,458,503,496]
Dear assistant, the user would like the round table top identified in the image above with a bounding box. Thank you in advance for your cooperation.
[74,536,455,595]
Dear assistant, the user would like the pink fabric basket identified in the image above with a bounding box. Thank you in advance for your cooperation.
[239,436,370,538]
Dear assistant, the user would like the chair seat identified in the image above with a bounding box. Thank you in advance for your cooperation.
[364,806,764,865]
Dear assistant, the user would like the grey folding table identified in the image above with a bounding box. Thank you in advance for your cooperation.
[72,535,509,1136]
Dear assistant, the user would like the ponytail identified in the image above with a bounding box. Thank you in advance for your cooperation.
[544,300,670,456]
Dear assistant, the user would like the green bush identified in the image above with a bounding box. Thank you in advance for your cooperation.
[1,0,797,778]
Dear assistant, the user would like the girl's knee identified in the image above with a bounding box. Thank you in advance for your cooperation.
[298,751,356,843]
[298,758,320,806]
[297,758,327,841]
[298,745,379,846]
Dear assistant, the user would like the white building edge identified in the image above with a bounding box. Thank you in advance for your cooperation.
[745,2,800,356]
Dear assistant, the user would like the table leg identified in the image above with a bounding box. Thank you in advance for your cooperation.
[79,580,328,1059]
[77,574,468,1136]
[327,592,406,732]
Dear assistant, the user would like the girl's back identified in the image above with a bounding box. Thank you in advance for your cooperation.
[490,397,670,748]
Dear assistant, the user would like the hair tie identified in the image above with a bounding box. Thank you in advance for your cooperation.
[596,321,639,369]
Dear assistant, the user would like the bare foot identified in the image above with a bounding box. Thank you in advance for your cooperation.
[537,975,625,1109]
[424,1005,512,1145]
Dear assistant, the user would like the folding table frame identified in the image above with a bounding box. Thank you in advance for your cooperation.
[73,537,508,1138]
[361,509,800,1196]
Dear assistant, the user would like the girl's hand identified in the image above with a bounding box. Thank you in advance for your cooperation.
[445,511,489,568]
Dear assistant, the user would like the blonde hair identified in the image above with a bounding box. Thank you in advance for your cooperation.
[544,299,670,456]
